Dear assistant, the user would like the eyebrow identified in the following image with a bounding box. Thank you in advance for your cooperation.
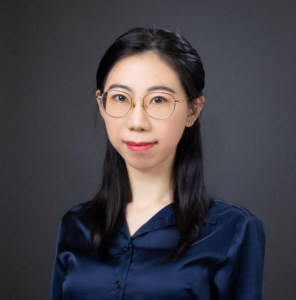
[107,84,176,94]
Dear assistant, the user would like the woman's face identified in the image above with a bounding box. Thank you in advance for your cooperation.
[96,53,204,172]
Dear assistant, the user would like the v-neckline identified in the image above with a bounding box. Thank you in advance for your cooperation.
[124,202,173,239]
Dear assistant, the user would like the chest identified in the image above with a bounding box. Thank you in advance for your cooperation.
[59,204,228,300]
[61,226,221,300]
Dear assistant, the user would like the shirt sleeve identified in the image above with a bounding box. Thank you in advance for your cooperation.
[49,217,67,300]
[212,215,266,300]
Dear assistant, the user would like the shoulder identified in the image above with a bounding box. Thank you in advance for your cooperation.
[211,195,258,218]
[56,200,93,249]
[60,200,92,229]
[209,195,265,235]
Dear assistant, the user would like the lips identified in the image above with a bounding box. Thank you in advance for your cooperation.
[125,141,156,146]
[125,141,156,152]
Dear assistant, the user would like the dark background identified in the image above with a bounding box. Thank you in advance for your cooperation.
[1,1,295,299]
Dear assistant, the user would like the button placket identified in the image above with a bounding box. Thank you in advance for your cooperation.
[112,239,133,299]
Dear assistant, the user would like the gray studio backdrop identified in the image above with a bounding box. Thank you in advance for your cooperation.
[1,1,295,299]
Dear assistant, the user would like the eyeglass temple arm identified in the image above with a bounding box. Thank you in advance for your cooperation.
[175,97,190,103]
[175,97,204,104]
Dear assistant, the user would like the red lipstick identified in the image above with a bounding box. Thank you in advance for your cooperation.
[125,141,156,152]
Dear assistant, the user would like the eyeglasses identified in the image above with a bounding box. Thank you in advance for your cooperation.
[96,89,191,120]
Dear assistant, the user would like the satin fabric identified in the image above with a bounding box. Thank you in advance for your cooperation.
[49,196,266,300]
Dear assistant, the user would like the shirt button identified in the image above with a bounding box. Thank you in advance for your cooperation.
[115,281,121,288]
[126,243,131,249]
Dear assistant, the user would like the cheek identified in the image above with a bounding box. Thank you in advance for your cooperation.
[159,119,186,151]
[104,119,123,148]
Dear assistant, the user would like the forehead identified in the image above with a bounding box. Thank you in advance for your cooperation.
[104,53,185,95]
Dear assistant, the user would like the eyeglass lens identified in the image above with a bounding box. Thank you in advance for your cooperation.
[101,90,175,119]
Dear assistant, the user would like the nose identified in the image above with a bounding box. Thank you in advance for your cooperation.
[126,97,151,130]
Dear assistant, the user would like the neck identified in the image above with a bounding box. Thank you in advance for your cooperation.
[125,151,175,209]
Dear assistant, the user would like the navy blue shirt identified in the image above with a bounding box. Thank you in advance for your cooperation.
[49,196,266,300]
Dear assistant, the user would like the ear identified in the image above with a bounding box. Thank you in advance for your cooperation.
[95,90,105,120]
[186,96,205,127]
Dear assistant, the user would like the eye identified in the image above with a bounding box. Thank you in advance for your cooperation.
[151,96,167,104]
[113,94,127,102]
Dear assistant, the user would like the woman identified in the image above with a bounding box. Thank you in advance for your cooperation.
[49,26,266,300]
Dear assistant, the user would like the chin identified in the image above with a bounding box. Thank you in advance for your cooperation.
[125,161,158,172]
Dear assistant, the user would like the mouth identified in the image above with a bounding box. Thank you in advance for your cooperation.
[124,141,157,152]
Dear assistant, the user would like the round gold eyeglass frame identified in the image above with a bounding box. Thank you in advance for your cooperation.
[95,89,191,120]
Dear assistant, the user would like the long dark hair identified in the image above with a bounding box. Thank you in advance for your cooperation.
[78,26,210,264]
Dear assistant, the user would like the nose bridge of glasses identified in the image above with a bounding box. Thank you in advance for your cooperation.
[130,96,147,109]
[131,98,146,110]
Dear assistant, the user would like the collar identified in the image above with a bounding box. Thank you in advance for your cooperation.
[120,197,217,240]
